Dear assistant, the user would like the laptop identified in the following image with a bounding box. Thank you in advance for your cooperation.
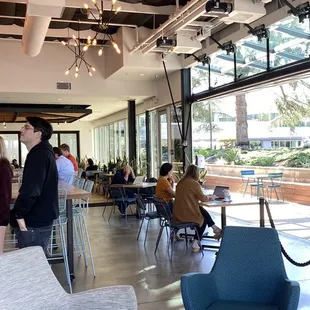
[133,176,145,185]
[213,186,230,200]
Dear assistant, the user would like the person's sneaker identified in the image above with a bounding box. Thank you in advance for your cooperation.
[192,239,200,253]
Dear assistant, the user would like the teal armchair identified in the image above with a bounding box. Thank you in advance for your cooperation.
[181,226,300,310]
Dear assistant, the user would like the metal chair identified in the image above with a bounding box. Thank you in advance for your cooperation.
[77,167,83,178]
[153,198,203,260]
[72,179,96,277]
[135,194,160,246]
[108,186,136,222]
[266,172,284,201]
[240,170,264,197]
[47,188,72,294]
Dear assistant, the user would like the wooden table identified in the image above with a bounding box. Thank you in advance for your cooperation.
[110,182,157,189]
[12,181,91,279]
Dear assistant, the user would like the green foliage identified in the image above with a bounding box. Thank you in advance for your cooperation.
[223,148,241,164]
[218,139,236,149]
[248,156,275,167]
[250,141,261,150]
[286,152,310,168]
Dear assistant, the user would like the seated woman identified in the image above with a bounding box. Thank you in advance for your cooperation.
[111,165,135,214]
[86,158,98,171]
[155,163,183,241]
[173,164,222,253]
[112,165,135,184]
[11,159,20,169]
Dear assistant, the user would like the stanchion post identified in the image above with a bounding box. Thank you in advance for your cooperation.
[259,197,265,227]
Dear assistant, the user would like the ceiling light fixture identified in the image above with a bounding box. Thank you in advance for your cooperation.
[61,20,96,77]
[3,119,6,129]
[83,0,122,56]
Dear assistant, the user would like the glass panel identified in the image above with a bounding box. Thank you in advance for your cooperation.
[119,120,126,158]
[0,133,19,163]
[114,122,119,158]
[159,112,168,165]
[60,133,78,157]
[21,143,28,166]
[137,114,146,175]
[49,134,59,148]
[170,106,183,166]
[109,124,114,160]
[150,111,158,178]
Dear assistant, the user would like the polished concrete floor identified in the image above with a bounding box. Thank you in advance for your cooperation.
[51,204,310,309]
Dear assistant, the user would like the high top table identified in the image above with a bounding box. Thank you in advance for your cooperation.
[11,180,91,280]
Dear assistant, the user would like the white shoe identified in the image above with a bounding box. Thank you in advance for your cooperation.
[192,239,200,253]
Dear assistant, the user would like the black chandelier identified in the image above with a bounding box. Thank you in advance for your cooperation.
[83,0,121,56]
[61,21,96,78]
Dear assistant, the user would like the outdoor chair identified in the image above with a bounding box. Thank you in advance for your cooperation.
[240,169,264,197]
[266,172,284,202]
[0,247,138,310]
[181,226,300,310]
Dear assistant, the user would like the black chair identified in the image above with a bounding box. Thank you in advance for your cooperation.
[108,186,136,222]
[153,198,204,260]
[135,194,160,246]
[139,177,157,211]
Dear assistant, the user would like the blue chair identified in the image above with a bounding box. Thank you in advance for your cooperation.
[181,226,300,310]
[241,170,264,197]
[266,173,284,202]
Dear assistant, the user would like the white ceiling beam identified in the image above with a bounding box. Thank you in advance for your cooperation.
[0,0,177,15]
[189,21,215,27]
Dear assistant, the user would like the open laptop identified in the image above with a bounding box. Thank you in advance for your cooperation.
[213,186,230,200]
[133,176,145,185]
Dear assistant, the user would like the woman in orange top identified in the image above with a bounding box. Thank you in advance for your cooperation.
[155,163,183,241]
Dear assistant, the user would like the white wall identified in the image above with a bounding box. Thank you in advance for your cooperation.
[92,70,182,127]
[0,121,93,158]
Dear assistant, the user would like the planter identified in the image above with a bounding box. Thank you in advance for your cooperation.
[205,164,310,184]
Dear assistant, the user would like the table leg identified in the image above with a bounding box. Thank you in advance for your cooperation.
[221,206,226,228]
[66,199,74,279]
[259,197,265,227]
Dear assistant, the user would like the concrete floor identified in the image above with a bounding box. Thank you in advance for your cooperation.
[51,203,310,309]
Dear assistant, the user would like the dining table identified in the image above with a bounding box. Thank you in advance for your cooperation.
[11,180,91,280]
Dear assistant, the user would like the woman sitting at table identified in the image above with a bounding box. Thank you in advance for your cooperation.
[173,164,222,253]
[111,165,135,214]
[155,163,183,241]
[112,165,135,184]
[86,158,98,172]
[11,159,20,169]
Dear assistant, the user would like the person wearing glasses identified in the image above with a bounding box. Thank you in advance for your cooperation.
[0,136,12,254]
[10,117,59,253]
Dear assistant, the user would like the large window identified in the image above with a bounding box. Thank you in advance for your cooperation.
[150,111,158,178]
[93,119,127,164]
[0,131,79,166]
[136,114,147,175]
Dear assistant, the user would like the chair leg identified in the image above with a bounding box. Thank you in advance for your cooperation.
[169,228,174,261]
[73,217,82,257]
[281,187,284,202]
[108,204,114,222]
[144,220,150,247]
[184,228,188,249]
[102,206,107,217]
[137,217,144,240]
[274,187,279,200]
[58,224,72,294]
[154,226,164,254]
[194,227,204,258]
[243,182,248,196]
[77,216,88,267]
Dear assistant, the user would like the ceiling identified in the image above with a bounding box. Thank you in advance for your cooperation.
[0,92,151,121]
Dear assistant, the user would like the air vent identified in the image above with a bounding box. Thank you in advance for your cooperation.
[57,82,71,90]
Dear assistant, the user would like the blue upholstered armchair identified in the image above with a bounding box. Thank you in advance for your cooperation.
[181,226,300,310]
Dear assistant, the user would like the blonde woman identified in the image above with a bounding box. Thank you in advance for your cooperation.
[0,136,12,254]
[112,165,136,184]
[173,164,222,253]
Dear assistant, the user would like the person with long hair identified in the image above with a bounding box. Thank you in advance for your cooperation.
[173,164,222,253]
[0,136,13,254]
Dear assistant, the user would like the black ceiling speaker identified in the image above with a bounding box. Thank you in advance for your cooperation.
[205,0,233,14]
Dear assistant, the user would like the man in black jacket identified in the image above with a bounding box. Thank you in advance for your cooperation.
[11,117,59,253]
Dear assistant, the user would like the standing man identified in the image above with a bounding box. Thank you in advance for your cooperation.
[59,143,78,172]
[10,117,59,252]
[53,147,75,181]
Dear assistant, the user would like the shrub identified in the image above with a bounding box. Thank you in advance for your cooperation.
[249,156,275,167]
[286,152,310,167]
[224,148,240,164]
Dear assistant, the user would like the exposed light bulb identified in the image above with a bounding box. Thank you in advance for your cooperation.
[65,120,67,124]
[65,70,70,75]
[87,36,91,44]
[75,66,79,72]
[92,0,96,3]
[91,66,96,72]
[116,48,121,54]
[75,72,79,78]
[92,38,97,46]
[112,0,117,5]
[4,124,6,129]
[98,48,103,56]
[83,45,89,52]
[72,34,76,40]
[84,3,89,9]
[116,6,121,13]
[61,40,67,46]
[88,71,93,77]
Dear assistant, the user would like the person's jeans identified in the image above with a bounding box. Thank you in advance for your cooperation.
[15,224,53,255]
[194,207,215,240]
